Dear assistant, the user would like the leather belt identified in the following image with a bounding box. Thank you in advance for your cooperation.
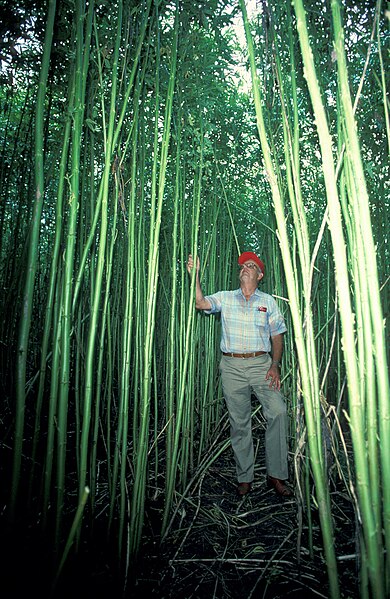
[222,351,267,359]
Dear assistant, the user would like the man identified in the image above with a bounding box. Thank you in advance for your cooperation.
[187,251,292,498]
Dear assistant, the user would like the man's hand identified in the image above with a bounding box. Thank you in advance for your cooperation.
[265,363,281,391]
[187,254,200,275]
[186,254,211,310]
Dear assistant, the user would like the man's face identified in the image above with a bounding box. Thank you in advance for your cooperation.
[239,261,263,284]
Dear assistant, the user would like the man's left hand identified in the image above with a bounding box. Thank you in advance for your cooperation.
[265,364,281,391]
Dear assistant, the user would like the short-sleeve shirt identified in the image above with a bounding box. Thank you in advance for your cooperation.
[204,288,287,354]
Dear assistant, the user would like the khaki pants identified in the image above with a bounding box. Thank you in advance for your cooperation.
[219,353,288,483]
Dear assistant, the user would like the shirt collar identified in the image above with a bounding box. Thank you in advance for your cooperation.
[235,287,261,299]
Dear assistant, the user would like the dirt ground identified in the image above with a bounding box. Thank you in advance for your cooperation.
[131,450,358,598]
[1,415,359,599]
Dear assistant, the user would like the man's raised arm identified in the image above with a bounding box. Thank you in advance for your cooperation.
[186,254,212,310]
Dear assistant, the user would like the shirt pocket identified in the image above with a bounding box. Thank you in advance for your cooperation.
[255,310,268,328]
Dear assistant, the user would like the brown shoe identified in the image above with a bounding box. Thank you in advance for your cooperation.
[267,476,293,497]
[237,482,252,496]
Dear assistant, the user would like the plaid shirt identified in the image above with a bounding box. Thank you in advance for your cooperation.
[204,288,287,354]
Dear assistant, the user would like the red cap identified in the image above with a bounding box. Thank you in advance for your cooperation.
[238,251,265,275]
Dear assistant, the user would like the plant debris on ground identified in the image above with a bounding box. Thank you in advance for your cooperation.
[2,414,359,599]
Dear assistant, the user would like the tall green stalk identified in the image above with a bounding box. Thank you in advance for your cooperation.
[29,75,73,510]
[331,0,389,591]
[78,0,118,510]
[129,0,179,556]
[239,1,340,597]
[10,0,57,521]
[165,108,182,487]
[293,0,386,596]
[161,122,203,535]
[55,0,93,544]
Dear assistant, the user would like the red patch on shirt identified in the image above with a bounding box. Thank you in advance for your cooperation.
[258,306,267,312]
